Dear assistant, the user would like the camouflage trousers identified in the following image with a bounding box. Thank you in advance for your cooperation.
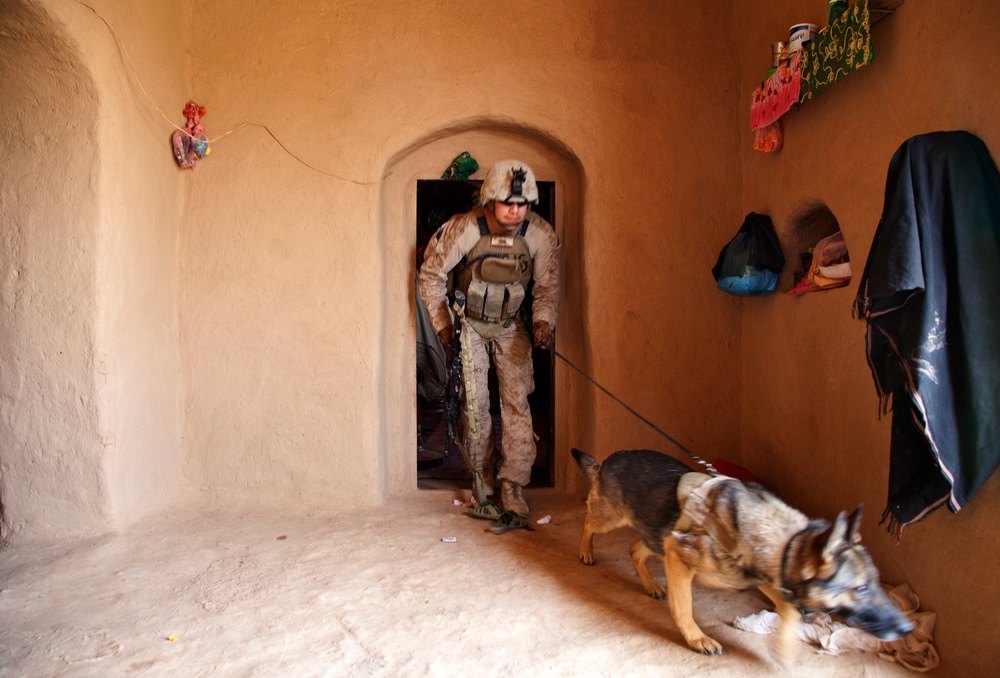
[460,317,536,487]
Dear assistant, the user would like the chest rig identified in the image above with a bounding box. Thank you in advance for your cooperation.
[454,213,532,323]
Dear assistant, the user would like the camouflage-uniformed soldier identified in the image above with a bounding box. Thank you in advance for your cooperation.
[418,160,560,518]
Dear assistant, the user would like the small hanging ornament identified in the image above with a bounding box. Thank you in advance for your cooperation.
[441,151,479,181]
[171,101,210,169]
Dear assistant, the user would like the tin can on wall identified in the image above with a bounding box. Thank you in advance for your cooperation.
[788,23,819,53]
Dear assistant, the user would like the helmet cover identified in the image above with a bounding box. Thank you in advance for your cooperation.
[479,160,539,205]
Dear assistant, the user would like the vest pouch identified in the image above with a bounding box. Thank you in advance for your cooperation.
[482,283,505,320]
[504,283,525,317]
[466,279,489,319]
[480,255,525,284]
[465,279,526,323]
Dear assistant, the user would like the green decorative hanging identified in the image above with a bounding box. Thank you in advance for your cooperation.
[800,0,875,103]
[441,152,480,181]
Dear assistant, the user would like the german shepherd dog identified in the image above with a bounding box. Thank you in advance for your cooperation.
[572,448,913,662]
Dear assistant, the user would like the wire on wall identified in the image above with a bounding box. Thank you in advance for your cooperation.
[73,0,389,185]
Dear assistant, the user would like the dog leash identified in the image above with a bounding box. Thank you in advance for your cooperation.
[550,347,719,475]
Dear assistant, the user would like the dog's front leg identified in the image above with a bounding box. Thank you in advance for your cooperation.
[579,515,596,565]
[629,541,666,599]
[759,585,801,666]
[663,536,723,655]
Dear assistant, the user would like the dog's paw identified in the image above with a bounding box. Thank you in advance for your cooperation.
[579,553,595,566]
[688,635,724,656]
[644,584,667,600]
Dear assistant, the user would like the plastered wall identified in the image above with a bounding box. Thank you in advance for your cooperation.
[3,0,741,525]
[2,0,186,538]
[1,0,105,537]
[178,0,744,508]
[731,2,1000,675]
[2,0,999,674]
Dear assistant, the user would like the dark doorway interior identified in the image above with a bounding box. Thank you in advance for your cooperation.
[415,179,556,490]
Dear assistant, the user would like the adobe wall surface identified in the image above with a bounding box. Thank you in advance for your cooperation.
[1,1,105,538]
[1,0,186,539]
[178,1,744,507]
[5,0,997,673]
[731,2,1000,675]
[4,1,742,527]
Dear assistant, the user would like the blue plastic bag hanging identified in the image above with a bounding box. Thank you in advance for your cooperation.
[712,213,785,296]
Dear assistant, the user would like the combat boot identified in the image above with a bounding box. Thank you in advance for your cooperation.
[501,480,529,517]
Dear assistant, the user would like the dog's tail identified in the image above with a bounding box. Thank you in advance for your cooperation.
[571,448,601,482]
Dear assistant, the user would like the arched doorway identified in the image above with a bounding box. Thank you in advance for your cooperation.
[377,123,584,499]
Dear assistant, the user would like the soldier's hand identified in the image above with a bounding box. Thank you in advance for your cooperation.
[532,321,554,350]
[438,326,455,362]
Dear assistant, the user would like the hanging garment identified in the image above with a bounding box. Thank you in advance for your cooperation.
[855,131,1000,537]
[416,276,447,402]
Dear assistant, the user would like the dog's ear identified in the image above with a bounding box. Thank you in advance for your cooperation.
[814,510,850,578]
[793,514,846,581]
[847,504,864,545]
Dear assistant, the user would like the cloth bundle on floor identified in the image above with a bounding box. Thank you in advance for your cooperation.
[735,583,939,672]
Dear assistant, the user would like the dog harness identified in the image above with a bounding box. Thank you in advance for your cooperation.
[673,474,745,556]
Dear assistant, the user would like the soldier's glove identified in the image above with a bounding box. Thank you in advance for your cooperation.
[532,321,554,350]
[438,326,455,363]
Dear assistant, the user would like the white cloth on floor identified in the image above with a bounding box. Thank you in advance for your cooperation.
[733,583,939,672]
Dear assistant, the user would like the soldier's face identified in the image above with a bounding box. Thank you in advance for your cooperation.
[491,200,528,229]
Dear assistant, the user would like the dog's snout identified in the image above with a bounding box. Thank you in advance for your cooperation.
[864,613,914,641]
[839,604,914,641]
[876,617,915,641]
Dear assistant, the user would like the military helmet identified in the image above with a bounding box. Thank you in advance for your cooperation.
[479,160,539,205]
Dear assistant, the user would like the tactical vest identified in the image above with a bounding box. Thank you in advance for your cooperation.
[454,214,532,323]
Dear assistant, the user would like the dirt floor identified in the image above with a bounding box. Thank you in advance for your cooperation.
[0,488,920,677]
